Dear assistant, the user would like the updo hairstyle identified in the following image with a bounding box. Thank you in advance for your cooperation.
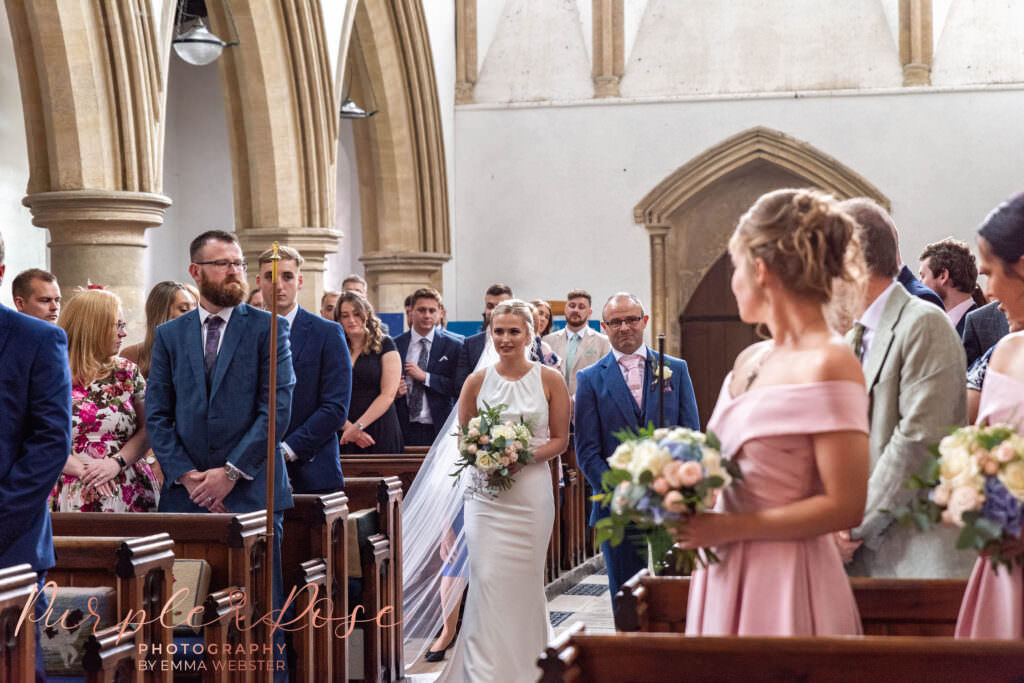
[491,299,536,339]
[729,188,863,304]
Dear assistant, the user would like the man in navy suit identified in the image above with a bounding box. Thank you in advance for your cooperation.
[394,288,463,445]
[575,293,700,601]
[146,230,293,679]
[0,232,72,682]
[256,246,350,494]
[961,300,1010,367]
[454,283,513,394]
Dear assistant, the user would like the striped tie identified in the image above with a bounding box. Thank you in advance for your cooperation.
[619,354,644,409]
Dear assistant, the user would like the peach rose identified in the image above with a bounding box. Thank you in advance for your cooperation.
[994,442,1017,464]
[652,477,670,496]
[661,461,685,488]
[662,490,686,514]
[678,461,703,487]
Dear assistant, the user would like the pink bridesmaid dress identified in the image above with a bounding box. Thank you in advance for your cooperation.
[686,375,869,636]
[955,369,1024,639]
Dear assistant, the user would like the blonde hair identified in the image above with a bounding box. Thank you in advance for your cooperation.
[59,289,122,386]
[729,188,864,305]
[137,281,195,377]
[335,291,385,354]
[491,299,536,339]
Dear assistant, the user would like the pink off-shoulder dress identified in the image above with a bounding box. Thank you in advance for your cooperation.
[955,369,1024,639]
[685,375,869,636]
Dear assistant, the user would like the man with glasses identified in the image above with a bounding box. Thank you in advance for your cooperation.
[146,229,294,680]
[543,289,610,397]
[575,292,699,599]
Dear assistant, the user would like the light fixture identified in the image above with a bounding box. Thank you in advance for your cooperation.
[340,98,377,119]
[172,0,239,66]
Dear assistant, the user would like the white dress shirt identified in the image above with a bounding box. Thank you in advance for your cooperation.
[854,281,898,365]
[947,297,975,330]
[407,327,435,423]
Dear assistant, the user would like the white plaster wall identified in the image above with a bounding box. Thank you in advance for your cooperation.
[932,0,1024,86]
[621,0,903,97]
[623,0,648,63]
[150,57,234,289]
[477,0,508,74]
[452,87,1024,323]
[0,9,44,307]
[325,119,362,291]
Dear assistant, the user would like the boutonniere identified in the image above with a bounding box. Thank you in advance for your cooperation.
[651,360,673,392]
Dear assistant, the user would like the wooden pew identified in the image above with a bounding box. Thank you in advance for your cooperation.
[345,476,403,682]
[339,454,425,495]
[614,571,968,636]
[0,564,38,683]
[50,533,175,681]
[538,623,1024,682]
[546,457,561,583]
[561,439,587,568]
[282,493,350,682]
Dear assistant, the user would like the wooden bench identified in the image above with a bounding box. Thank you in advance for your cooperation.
[614,571,968,636]
[0,564,39,682]
[50,533,175,681]
[340,454,425,495]
[345,476,403,682]
[282,493,350,682]
[538,623,1024,682]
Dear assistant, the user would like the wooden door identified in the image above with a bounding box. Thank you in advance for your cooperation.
[678,253,761,428]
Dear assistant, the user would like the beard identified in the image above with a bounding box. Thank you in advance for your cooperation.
[199,273,247,308]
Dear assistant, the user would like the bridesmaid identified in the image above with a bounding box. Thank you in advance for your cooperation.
[679,188,871,636]
[956,193,1024,639]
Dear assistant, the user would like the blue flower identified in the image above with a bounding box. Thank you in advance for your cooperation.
[661,440,703,463]
[982,478,1024,539]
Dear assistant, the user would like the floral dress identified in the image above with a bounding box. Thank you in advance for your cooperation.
[50,357,159,512]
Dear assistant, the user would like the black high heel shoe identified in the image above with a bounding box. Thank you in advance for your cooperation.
[423,641,452,662]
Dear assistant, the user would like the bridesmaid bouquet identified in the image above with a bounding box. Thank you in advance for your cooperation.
[452,401,534,495]
[593,426,741,574]
[890,423,1024,571]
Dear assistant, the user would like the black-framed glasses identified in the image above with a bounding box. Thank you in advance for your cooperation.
[194,260,248,272]
[603,316,644,329]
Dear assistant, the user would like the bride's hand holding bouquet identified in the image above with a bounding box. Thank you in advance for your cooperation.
[451,401,534,495]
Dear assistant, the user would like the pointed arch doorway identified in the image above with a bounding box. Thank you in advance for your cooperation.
[634,127,889,426]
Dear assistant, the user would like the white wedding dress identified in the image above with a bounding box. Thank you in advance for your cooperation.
[437,362,555,682]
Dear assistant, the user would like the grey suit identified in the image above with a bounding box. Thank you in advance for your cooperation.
[846,285,973,578]
[961,300,1010,367]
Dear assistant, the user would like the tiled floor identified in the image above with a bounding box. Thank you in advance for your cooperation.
[405,562,614,676]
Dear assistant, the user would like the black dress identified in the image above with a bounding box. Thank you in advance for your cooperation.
[340,335,404,454]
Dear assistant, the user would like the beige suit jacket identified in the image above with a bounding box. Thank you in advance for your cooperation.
[845,284,972,578]
[543,326,610,395]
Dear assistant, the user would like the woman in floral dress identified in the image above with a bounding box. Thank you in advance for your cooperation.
[50,289,159,512]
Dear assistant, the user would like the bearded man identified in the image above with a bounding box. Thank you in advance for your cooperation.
[145,230,294,678]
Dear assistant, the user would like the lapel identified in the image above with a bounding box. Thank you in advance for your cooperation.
[428,330,447,369]
[0,306,13,358]
[601,353,639,427]
[863,286,909,392]
[569,327,589,375]
[290,307,311,362]
[396,332,410,362]
[641,347,659,424]
[209,304,248,400]
[183,309,205,388]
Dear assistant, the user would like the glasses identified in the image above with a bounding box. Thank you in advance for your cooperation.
[603,316,644,329]
[194,260,248,272]
[115,321,127,332]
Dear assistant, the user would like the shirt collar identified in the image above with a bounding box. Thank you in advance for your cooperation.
[282,304,299,328]
[856,280,898,333]
[199,304,235,327]
[612,345,648,363]
[566,326,588,341]
[947,297,975,328]
[411,326,435,345]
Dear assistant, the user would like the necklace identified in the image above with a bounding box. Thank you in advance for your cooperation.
[743,343,775,392]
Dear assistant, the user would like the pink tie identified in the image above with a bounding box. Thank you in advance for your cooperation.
[619,354,644,409]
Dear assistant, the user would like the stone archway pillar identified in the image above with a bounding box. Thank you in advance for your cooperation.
[237,227,340,310]
[645,224,671,340]
[360,251,449,326]
[22,190,170,337]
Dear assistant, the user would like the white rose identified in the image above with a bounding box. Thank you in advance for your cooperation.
[628,441,672,479]
[476,452,499,473]
[491,425,516,442]
[938,447,983,491]
[468,417,481,431]
[998,460,1024,502]
[945,485,984,527]
[701,448,731,488]
[608,442,635,471]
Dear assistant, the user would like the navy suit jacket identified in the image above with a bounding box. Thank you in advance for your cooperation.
[146,303,295,513]
[575,348,700,525]
[0,306,72,572]
[394,328,463,428]
[898,265,944,309]
[961,300,1010,367]
[283,307,351,493]
[454,331,487,397]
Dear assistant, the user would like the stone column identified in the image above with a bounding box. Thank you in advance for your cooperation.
[592,0,624,97]
[237,227,340,311]
[360,251,450,327]
[900,0,933,86]
[455,0,477,104]
[23,191,171,338]
[646,224,671,341]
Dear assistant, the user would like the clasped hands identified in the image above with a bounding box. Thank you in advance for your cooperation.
[182,468,235,513]
[341,423,375,448]
[71,455,121,498]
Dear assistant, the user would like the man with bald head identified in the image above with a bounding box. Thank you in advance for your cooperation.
[574,293,699,599]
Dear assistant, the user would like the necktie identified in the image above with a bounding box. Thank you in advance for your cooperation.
[850,322,866,362]
[619,354,644,410]
[408,337,430,419]
[204,316,224,375]
[564,333,580,382]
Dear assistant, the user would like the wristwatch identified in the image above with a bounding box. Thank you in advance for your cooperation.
[144,454,157,465]
[355,422,365,431]
[224,463,242,481]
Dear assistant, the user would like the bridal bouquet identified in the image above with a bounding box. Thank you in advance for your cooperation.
[451,401,534,495]
[593,426,741,574]
[889,424,1024,571]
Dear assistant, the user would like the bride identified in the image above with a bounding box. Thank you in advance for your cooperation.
[404,298,569,682]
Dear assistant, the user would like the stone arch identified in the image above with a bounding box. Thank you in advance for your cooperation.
[633,126,889,350]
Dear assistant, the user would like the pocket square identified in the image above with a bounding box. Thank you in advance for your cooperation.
[439,355,449,363]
